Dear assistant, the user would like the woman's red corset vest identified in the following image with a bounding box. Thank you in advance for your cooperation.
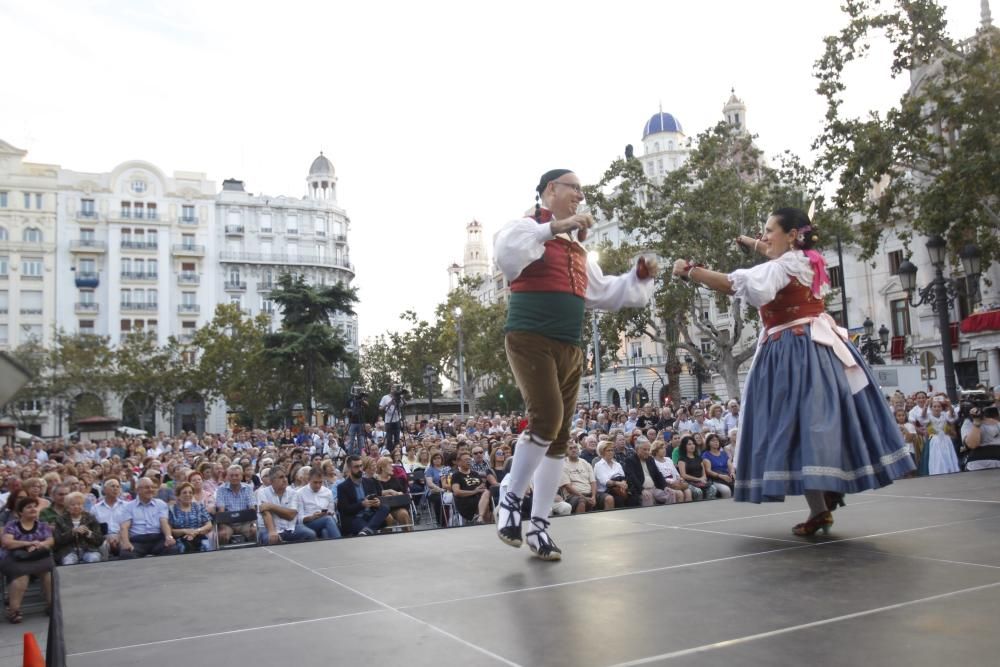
[759,281,826,331]
[509,228,589,299]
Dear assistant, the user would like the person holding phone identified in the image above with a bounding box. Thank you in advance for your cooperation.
[298,468,341,539]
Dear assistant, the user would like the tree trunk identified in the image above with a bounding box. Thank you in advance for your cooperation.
[720,354,743,402]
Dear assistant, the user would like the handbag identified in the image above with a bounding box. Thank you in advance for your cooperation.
[11,546,49,561]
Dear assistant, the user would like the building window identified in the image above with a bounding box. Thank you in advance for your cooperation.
[35,193,43,209]
[261,298,274,314]
[81,198,95,215]
[629,341,643,359]
[890,299,911,337]
[121,202,131,218]
[0,324,7,345]
[0,290,7,314]
[888,250,904,275]
[182,204,195,222]
[22,258,43,277]
[23,324,43,342]
[79,320,95,335]
[19,290,43,315]
[79,289,95,305]
[131,179,146,194]
[134,202,144,219]
[828,309,845,327]
[0,255,9,277]
[828,265,843,289]
[80,228,95,242]
[147,203,157,220]
[0,226,7,240]
[0,192,7,208]
[23,227,43,243]
[120,319,131,333]
[24,193,31,209]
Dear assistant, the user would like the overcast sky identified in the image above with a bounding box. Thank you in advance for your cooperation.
[0,0,986,342]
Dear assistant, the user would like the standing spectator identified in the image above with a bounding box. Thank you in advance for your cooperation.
[118,478,178,559]
[379,386,406,451]
[1,497,55,623]
[53,492,103,564]
[214,465,258,545]
[168,483,213,554]
[925,399,960,475]
[298,469,341,539]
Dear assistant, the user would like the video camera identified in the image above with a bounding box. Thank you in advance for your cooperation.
[350,385,369,399]
[391,385,410,401]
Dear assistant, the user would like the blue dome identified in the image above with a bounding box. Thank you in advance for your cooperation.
[642,111,683,138]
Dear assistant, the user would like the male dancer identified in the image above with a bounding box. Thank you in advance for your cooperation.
[494,168,658,560]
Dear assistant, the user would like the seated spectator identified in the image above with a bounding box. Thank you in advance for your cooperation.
[1,496,55,623]
[423,452,447,528]
[298,469,341,539]
[593,441,628,508]
[651,442,692,503]
[701,434,734,498]
[579,435,599,465]
[39,483,70,525]
[0,480,24,526]
[560,443,613,513]
[118,478,178,559]
[450,451,492,524]
[676,436,715,500]
[93,479,128,557]
[214,464,258,545]
[53,492,104,564]
[258,470,316,545]
[146,470,176,505]
[169,483,213,553]
[373,457,413,531]
[188,471,215,513]
[624,439,675,507]
[22,478,51,513]
[336,456,391,536]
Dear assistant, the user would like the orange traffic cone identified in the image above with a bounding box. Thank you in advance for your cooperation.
[23,632,44,667]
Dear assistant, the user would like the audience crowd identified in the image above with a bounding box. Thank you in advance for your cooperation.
[2,387,998,622]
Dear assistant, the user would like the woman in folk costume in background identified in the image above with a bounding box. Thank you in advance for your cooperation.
[924,398,960,475]
[493,168,658,560]
[671,207,914,536]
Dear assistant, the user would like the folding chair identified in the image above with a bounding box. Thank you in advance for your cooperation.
[381,494,414,532]
[213,508,258,549]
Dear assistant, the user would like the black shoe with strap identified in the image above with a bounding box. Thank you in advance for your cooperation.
[496,491,523,548]
[525,517,562,561]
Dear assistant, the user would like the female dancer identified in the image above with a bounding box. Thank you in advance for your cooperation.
[672,207,915,535]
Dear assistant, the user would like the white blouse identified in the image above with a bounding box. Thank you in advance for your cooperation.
[727,251,828,309]
[494,216,655,311]
[593,458,626,492]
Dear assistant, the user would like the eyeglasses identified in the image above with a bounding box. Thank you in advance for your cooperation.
[472,450,484,455]
[553,181,583,194]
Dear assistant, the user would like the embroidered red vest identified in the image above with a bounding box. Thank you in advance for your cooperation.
[759,281,826,332]
[508,212,589,299]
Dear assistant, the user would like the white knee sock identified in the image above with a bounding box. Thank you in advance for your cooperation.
[530,455,566,522]
[805,490,828,516]
[506,432,550,498]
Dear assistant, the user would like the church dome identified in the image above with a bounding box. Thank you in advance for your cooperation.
[309,152,334,177]
[642,111,683,138]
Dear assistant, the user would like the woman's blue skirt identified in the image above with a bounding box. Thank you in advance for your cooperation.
[734,325,915,503]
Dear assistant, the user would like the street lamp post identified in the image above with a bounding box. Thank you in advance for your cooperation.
[454,306,466,419]
[630,350,640,407]
[423,363,436,419]
[857,316,890,365]
[588,251,602,405]
[897,236,982,402]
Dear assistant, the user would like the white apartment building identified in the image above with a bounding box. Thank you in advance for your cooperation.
[0,139,60,352]
[215,153,358,350]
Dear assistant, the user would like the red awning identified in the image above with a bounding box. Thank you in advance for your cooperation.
[960,310,1000,334]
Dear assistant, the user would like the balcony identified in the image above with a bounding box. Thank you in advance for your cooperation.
[76,210,100,221]
[225,224,244,235]
[178,304,200,314]
[258,281,274,292]
[177,333,195,343]
[315,230,327,237]
[218,251,354,273]
[286,228,299,236]
[75,272,100,288]
[171,244,205,257]
[70,239,107,253]
[224,280,247,291]
[177,272,200,285]
[121,302,159,312]
[260,227,273,235]
[120,240,158,251]
[333,234,347,243]
[74,302,99,314]
[178,216,199,225]
[134,211,158,221]
[19,308,43,316]
[120,271,158,282]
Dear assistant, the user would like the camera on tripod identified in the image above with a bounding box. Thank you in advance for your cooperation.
[351,385,369,399]
[391,385,410,401]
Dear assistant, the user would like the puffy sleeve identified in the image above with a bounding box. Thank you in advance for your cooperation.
[727,252,809,308]
[585,257,655,311]
[493,217,554,281]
